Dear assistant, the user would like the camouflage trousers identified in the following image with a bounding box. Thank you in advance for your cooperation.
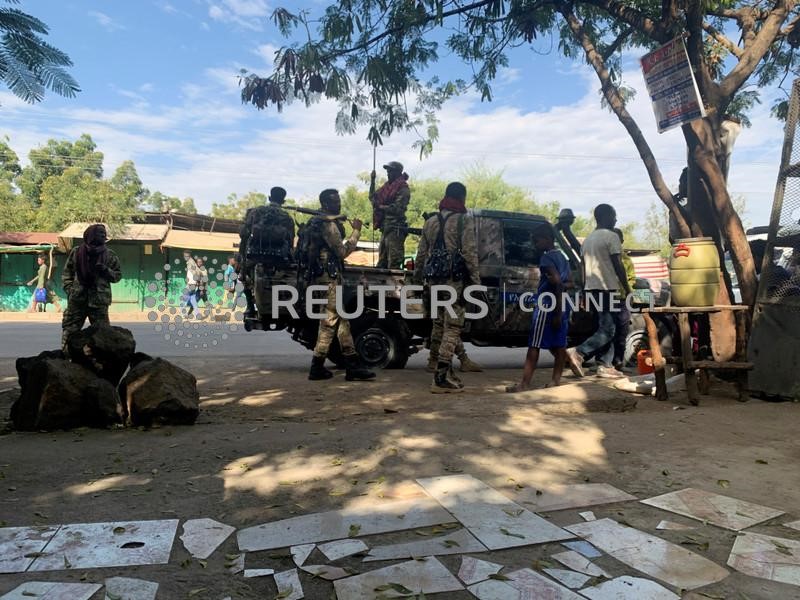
[430,282,466,364]
[313,281,356,358]
[61,298,110,352]
[377,225,407,269]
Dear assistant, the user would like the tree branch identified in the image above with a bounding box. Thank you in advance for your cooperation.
[601,26,633,61]
[719,0,794,101]
[703,21,743,58]
[558,2,691,237]
[579,0,671,43]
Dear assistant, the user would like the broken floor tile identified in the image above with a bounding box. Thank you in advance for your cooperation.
[515,483,637,513]
[244,568,275,578]
[468,579,521,600]
[783,520,800,532]
[506,568,585,599]
[0,525,61,574]
[179,518,235,560]
[579,575,680,599]
[318,538,368,561]
[551,550,609,578]
[579,511,597,522]
[104,576,158,600]
[640,488,784,531]
[300,564,352,581]
[237,497,452,552]
[543,568,592,589]
[562,540,602,558]
[727,531,800,587]
[416,475,571,550]
[274,568,304,600]
[656,520,694,531]
[291,543,315,567]
[333,557,463,598]
[567,519,728,590]
[457,556,504,585]
[225,553,245,575]
[28,519,179,572]
[364,527,485,562]
[0,582,102,600]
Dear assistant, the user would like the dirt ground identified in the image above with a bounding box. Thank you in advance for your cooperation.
[1,357,799,599]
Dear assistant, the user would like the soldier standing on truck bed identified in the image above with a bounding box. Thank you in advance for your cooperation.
[238,187,295,319]
[306,189,376,382]
[414,182,481,393]
[373,161,410,269]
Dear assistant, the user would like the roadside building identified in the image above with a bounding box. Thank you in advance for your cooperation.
[0,232,62,311]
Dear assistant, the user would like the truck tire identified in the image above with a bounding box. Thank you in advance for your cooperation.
[355,319,409,370]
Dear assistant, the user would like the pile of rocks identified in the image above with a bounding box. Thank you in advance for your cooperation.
[11,325,199,431]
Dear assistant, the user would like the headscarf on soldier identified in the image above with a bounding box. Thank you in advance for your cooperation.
[76,224,109,287]
[438,182,468,213]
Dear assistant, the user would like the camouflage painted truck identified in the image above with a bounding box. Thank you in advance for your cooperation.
[243,208,666,369]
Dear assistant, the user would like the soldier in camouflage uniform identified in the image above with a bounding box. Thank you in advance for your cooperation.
[414,182,480,393]
[308,189,376,382]
[61,224,122,352]
[373,161,410,269]
[239,187,295,318]
[426,331,483,373]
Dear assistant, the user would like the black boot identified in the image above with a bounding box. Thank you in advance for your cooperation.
[344,353,376,381]
[431,361,464,394]
[309,355,333,381]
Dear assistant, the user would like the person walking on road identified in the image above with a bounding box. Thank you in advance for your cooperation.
[305,189,376,382]
[414,182,480,393]
[183,250,200,317]
[565,204,632,378]
[27,255,49,313]
[506,224,572,392]
[61,224,121,352]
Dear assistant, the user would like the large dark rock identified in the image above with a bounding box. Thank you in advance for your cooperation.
[67,325,136,386]
[119,357,200,426]
[11,358,124,431]
[16,350,65,392]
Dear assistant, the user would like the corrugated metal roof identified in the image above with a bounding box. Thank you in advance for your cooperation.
[0,232,60,245]
[162,229,240,252]
[58,223,169,241]
[0,244,57,254]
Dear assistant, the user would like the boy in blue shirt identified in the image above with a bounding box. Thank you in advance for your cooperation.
[507,224,573,392]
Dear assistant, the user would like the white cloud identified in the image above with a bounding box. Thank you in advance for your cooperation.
[207,0,269,30]
[87,10,125,32]
[253,43,279,69]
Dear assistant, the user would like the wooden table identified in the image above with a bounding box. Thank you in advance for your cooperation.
[642,305,753,405]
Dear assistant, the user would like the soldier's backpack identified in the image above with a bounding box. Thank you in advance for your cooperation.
[294,217,325,281]
[424,212,466,282]
[250,205,291,262]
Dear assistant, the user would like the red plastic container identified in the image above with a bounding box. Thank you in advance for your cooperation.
[637,349,655,374]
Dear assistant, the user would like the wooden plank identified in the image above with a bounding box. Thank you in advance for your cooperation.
[685,361,753,370]
[643,312,668,402]
[644,305,749,314]
[678,313,699,405]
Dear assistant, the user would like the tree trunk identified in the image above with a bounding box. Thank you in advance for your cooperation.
[683,118,758,308]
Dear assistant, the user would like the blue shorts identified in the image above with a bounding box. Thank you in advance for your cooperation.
[528,306,569,349]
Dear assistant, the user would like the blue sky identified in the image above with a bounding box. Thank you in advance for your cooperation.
[1,0,785,230]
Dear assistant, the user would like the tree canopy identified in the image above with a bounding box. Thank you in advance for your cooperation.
[0,0,80,103]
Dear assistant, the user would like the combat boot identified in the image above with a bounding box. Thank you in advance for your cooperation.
[344,353,376,381]
[458,353,483,372]
[309,355,333,381]
[431,362,464,394]
[426,353,438,372]
[448,367,464,388]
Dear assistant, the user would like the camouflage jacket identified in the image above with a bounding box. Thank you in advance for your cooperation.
[62,247,122,308]
[414,209,480,287]
[315,219,360,282]
[376,183,410,229]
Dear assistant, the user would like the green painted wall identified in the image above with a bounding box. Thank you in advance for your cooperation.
[0,252,65,312]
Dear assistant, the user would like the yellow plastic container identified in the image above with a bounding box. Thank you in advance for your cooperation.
[669,237,720,307]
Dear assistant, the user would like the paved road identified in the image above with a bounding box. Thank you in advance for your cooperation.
[0,322,537,369]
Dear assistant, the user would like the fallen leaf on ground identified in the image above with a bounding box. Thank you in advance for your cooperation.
[717,479,730,488]
[499,527,525,539]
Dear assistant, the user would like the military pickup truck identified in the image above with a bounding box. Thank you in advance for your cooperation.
[243,208,664,369]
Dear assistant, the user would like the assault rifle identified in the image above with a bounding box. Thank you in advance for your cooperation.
[283,205,370,229]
